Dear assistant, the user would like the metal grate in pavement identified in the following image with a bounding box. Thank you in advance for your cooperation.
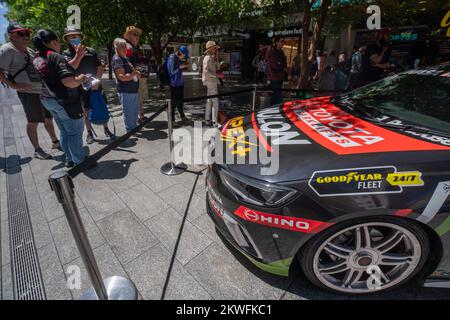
[7,171,46,300]
[2,101,46,300]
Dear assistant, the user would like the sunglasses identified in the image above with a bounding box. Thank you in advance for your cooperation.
[14,31,31,38]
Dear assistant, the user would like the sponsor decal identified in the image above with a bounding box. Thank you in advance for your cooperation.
[255,108,312,150]
[283,98,450,155]
[394,209,413,217]
[221,116,257,157]
[234,206,333,234]
[374,115,450,147]
[417,181,450,225]
[208,192,228,218]
[309,166,425,197]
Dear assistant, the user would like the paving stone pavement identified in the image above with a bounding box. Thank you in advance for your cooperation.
[1,77,450,301]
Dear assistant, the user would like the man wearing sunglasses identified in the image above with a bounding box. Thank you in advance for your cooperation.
[0,24,60,160]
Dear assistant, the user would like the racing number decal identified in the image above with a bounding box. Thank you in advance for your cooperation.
[221,116,257,157]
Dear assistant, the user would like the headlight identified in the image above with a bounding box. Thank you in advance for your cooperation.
[219,169,298,207]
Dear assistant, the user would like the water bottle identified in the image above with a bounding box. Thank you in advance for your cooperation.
[81,74,100,91]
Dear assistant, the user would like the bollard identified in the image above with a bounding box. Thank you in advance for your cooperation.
[161,99,187,176]
[49,171,138,300]
[252,85,258,112]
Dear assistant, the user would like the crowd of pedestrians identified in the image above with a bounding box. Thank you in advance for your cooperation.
[250,29,430,98]
[0,23,428,169]
[0,23,155,168]
[0,22,229,169]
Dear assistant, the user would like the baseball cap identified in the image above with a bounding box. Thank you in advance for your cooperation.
[7,23,32,34]
[179,45,190,59]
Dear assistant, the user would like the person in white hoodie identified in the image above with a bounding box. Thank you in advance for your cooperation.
[202,41,221,127]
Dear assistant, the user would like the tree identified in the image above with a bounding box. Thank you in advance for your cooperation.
[5,0,130,78]
[297,0,331,90]
[4,0,256,75]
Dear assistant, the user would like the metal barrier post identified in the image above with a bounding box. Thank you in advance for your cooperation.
[49,171,138,300]
[161,99,187,176]
[252,85,258,112]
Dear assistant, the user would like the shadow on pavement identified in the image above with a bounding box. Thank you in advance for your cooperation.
[2,155,32,174]
[161,169,205,300]
[135,127,168,141]
[82,159,139,180]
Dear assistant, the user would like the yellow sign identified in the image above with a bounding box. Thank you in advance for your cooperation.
[221,117,256,156]
[441,10,450,37]
[386,172,424,187]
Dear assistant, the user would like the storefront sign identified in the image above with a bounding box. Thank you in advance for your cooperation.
[267,28,302,38]
[389,32,419,42]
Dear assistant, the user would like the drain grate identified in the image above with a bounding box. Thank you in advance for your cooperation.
[3,104,46,300]
[7,172,46,300]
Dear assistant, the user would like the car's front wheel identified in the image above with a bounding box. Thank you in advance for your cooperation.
[299,216,430,295]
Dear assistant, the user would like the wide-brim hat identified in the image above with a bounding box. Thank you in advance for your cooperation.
[63,27,85,42]
[124,26,143,39]
[205,40,220,54]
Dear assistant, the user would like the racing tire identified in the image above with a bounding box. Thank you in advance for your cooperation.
[298,216,430,296]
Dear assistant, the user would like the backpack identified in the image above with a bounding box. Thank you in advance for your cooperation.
[158,59,170,86]
[88,91,111,125]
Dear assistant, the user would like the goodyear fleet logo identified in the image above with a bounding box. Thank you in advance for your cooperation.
[309,166,424,197]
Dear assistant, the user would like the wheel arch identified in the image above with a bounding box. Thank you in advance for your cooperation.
[412,219,444,282]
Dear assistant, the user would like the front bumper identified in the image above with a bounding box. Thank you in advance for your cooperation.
[205,164,314,277]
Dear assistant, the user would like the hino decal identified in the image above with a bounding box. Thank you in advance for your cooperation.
[234,206,333,234]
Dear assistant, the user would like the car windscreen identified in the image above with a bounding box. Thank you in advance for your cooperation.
[344,67,450,134]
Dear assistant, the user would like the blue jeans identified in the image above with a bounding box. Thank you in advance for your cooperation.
[118,92,139,132]
[270,80,283,105]
[41,98,85,164]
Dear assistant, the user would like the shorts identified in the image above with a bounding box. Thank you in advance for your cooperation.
[138,77,149,105]
[17,92,53,123]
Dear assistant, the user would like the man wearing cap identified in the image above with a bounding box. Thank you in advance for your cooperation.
[167,46,190,126]
[202,41,221,127]
[123,26,149,124]
[62,27,114,144]
[0,24,60,160]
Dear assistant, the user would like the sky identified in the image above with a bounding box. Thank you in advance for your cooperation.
[0,3,8,44]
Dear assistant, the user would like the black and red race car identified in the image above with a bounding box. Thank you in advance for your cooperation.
[206,63,450,295]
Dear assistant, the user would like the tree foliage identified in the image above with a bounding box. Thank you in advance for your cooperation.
[3,0,257,77]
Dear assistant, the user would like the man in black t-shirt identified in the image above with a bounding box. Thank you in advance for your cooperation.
[63,27,113,144]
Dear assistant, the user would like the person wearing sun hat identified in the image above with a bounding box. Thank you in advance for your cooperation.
[62,26,114,145]
[123,26,149,124]
[202,41,221,127]
[0,23,60,160]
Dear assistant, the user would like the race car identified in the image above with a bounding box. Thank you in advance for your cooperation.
[206,63,450,295]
